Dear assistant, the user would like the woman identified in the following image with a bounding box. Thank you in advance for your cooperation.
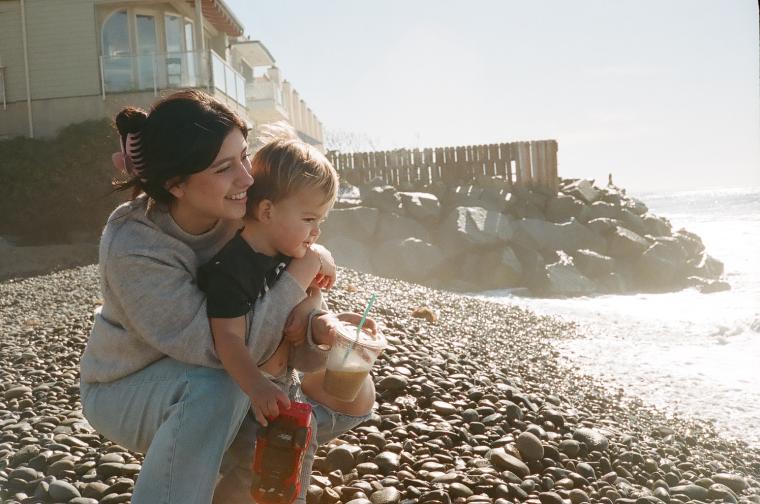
[79,89,375,503]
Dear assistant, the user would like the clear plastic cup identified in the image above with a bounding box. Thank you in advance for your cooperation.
[322,323,386,402]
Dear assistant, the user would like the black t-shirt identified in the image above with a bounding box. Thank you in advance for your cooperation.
[198,230,290,319]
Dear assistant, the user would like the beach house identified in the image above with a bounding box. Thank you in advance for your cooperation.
[0,0,325,148]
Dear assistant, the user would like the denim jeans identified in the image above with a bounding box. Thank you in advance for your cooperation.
[80,357,370,504]
[214,381,372,504]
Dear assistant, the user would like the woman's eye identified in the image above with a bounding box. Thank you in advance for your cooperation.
[215,165,230,173]
[242,151,252,161]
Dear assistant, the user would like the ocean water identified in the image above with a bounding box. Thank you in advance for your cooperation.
[480,187,760,447]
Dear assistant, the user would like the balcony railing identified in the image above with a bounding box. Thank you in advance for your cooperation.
[209,51,246,107]
[99,50,246,107]
[246,75,283,105]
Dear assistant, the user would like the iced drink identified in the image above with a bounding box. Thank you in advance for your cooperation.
[323,323,386,402]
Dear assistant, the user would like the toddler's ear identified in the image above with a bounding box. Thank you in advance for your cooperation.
[254,199,274,222]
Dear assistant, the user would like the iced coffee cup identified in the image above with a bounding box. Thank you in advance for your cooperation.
[323,322,386,402]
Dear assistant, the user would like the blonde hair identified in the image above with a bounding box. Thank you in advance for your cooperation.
[247,133,339,213]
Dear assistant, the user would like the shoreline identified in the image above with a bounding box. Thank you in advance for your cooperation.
[0,266,758,503]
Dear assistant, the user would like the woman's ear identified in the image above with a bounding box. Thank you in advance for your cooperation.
[166,177,185,199]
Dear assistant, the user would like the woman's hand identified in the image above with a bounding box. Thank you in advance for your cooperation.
[308,312,380,348]
[283,289,323,345]
[335,312,378,335]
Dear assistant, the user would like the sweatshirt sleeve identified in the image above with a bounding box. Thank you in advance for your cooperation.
[287,287,331,372]
[107,251,306,367]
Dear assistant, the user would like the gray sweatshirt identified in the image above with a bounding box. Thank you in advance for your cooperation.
[80,196,328,383]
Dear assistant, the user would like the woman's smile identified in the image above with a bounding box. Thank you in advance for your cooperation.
[226,191,247,202]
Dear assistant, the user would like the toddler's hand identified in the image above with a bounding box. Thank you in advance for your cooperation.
[309,244,336,290]
[249,375,291,427]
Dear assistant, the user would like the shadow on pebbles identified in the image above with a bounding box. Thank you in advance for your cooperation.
[1,266,758,504]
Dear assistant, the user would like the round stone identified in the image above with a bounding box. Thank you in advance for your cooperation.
[431,401,457,415]
[48,480,81,501]
[376,375,408,392]
[712,473,747,493]
[559,439,581,458]
[516,432,544,461]
[449,482,474,498]
[489,448,529,478]
[374,451,400,474]
[4,386,32,400]
[569,489,589,503]
[538,491,564,504]
[370,487,401,504]
[572,428,609,452]
[325,445,358,473]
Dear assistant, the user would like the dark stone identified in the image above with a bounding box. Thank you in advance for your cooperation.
[516,432,544,461]
[538,491,564,504]
[572,428,609,452]
[370,487,401,504]
[489,448,530,477]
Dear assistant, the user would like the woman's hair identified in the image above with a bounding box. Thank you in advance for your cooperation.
[113,89,249,203]
[247,127,339,213]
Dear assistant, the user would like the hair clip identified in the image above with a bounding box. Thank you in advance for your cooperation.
[112,132,147,182]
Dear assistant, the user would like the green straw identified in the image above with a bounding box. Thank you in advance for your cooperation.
[342,293,377,363]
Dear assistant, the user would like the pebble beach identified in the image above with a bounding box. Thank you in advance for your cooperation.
[1,266,758,504]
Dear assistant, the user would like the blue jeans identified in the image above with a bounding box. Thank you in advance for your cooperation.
[214,384,371,504]
[80,357,370,504]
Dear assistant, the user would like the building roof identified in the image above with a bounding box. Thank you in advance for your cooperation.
[187,0,245,37]
[230,40,275,67]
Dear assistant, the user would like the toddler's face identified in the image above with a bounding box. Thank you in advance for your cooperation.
[267,187,332,258]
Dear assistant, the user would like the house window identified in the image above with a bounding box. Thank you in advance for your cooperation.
[165,14,183,87]
[136,14,158,90]
[184,20,194,50]
[164,15,197,87]
[102,10,131,91]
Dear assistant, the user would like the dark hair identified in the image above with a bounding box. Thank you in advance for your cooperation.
[113,89,249,203]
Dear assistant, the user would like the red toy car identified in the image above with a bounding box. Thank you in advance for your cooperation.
[250,401,313,504]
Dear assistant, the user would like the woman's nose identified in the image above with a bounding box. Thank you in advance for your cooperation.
[238,163,254,187]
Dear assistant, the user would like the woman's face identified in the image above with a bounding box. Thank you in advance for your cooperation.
[169,129,253,231]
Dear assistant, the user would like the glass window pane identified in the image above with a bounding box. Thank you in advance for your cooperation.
[212,52,225,92]
[236,74,246,106]
[184,21,194,50]
[184,22,196,86]
[165,15,182,52]
[225,65,235,98]
[165,15,182,87]
[102,10,132,92]
[137,14,157,90]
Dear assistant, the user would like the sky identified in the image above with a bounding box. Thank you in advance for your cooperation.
[225,0,760,192]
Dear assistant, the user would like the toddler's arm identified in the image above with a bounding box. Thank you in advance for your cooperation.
[210,317,290,426]
[286,247,322,290]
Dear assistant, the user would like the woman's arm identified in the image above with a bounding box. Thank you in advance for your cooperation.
[107,251,307,367]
